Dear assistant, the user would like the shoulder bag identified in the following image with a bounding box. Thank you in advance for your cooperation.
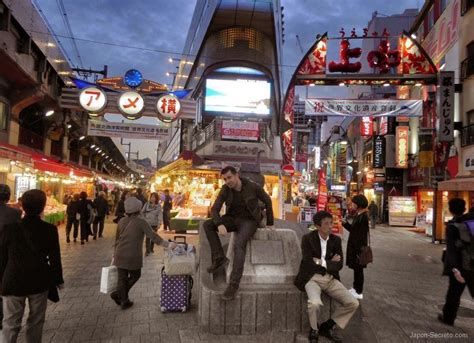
[359,229,373,266]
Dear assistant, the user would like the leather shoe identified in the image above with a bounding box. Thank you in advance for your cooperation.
[207,257,229,273]
[121,300,134,310]
[221,284,238,301]
[308,328,319,342]
[437,313,454,326]
[110,292,120,305]
[319,326,342,342]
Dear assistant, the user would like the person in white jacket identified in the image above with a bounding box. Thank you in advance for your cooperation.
[141,192,163,256]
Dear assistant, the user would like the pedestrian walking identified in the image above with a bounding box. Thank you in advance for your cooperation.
[78,192,94,245]
[0,189,64,343]
[135,188,147,206]
[114,190,129,223]
[92,191,109,239]
[162,189,172,231]
[0,184,22,330]
[342,194,370,300]
[295,211,359,343]
[204,166,274,301]
[111,197,175,310]
[141,192,162,256]
[438,198,474,326]
[368,200,378,229]
[65,193,80,243]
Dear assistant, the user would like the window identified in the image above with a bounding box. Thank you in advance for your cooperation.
[468,41,474,58]
[0,101,7,131]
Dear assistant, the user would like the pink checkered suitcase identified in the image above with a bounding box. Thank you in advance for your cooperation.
[160,267,193,312]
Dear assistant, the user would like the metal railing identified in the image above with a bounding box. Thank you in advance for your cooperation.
[19,127,43,151]
[461,124,474,147]
[461,55,474,81]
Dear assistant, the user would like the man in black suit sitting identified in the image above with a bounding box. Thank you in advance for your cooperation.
[295,211,359,343]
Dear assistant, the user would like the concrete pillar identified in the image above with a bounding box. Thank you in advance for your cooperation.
[62,135,69,162]
[8,121,20,146]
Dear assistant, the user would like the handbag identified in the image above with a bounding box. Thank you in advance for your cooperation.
[18,224,60,302]
[359,230,373,266]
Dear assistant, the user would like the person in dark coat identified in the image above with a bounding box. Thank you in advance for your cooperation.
[65,193,80,243]
[0,189,64,343]
[342,194,369,300]
[162,189,172,231]
[295,211,359,343]
[0,184,22,330]
[135,188,147,206]
[114,190,129,223]
[78,192,94,245]
[92,191,109,239]
[438,198,474,326]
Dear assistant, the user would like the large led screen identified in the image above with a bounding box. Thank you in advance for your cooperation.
[204,78,271,115]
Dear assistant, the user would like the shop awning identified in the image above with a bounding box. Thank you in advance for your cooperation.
[156,151,204,175]
[0,142,33,164]
[438,177,474,191]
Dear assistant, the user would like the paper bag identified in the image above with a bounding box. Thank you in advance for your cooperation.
[100,266,118,294]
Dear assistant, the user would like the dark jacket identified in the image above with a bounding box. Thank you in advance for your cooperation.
[0,215,64,296]
[211,178,274,227]
[342,211,369,269]
[294,231,343,292]
[78,198,94,222]
[115,199,125,219]
[93,196,109,218]
[66,200,79,218]
[0,203,22,232]
[163,195,172,211]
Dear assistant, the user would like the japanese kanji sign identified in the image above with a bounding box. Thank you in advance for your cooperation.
[87,120,170,140]
[373,135,386,168]
[221,121,259,141]
[437,71,455,142]
[118,91,145,119]
[156,94,181,123]
[79,87,107,113]
[395,126,409,168]
[360,117,374,136]
[305,99,422,117]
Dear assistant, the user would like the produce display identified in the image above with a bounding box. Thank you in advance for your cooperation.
[44,196,66,225]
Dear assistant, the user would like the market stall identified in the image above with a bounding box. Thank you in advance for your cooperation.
[388,196,417,226]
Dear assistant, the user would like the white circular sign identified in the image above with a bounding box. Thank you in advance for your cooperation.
[79,87,107,113]
[156,94,181,123]
[118,91,145,120]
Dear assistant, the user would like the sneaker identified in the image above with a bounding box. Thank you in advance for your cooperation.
[308,328,319,343]
[121,300,134,310]
[319,326,342,342]
[349,288,363,299]
[221,284,239,301]
[207,257,229,273]
[110,292,120,305]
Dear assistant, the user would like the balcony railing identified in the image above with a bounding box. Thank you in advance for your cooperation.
[461,55,474,81]
[461,124,474,147]
[19,127,44,151]
[461,0,474,15]
[192,119,273,151]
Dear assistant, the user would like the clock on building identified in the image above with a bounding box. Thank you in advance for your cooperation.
[123,69,143,88]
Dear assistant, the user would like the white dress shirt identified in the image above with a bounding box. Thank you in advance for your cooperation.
[319,233,329,269]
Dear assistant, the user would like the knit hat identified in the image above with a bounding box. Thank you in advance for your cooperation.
[351,194,368,209]
[125,197,143,214]
[0,184,11,201]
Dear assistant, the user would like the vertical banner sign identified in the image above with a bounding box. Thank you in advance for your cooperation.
[327,196,343,235]
[437,71,455,142]
[396,126,409,168]
[373,135,386,168]
[379,116,388,135]
[360,117,374,136]
[314,146,321,169]
[317,169,328,211]
[295,131,310,162]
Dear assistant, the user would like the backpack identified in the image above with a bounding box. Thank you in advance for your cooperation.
[454,220,474,272]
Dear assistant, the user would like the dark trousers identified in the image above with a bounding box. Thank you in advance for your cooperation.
[353,266,364,294]
[80,220,90,242]
[66,217,79,239]
[442,273,466,324]
[93,216,105,237]
[163,210,171,231]
[204,216,258,287]
[145,226,158,253]
[116,268,141,304]
[370,215,377,229]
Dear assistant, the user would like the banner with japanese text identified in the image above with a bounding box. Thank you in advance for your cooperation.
[395,126,409,168]
[221,121,259,141]
[88,120,170,140]
[327,195,343,235]
[317,169,328,211]
[361,117,374,136]
[437,71,455,142]
[295,131,310,162]
[305,99,422,117]
[373,135,386,168]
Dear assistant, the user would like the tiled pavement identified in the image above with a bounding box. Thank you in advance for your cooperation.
[11,220,474,342]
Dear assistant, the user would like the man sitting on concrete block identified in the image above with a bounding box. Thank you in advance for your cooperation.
[295,211,359,343]
[203,166,274,301]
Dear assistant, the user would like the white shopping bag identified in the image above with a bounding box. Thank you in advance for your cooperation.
[100,266,118,294]
[163,244,196,275]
